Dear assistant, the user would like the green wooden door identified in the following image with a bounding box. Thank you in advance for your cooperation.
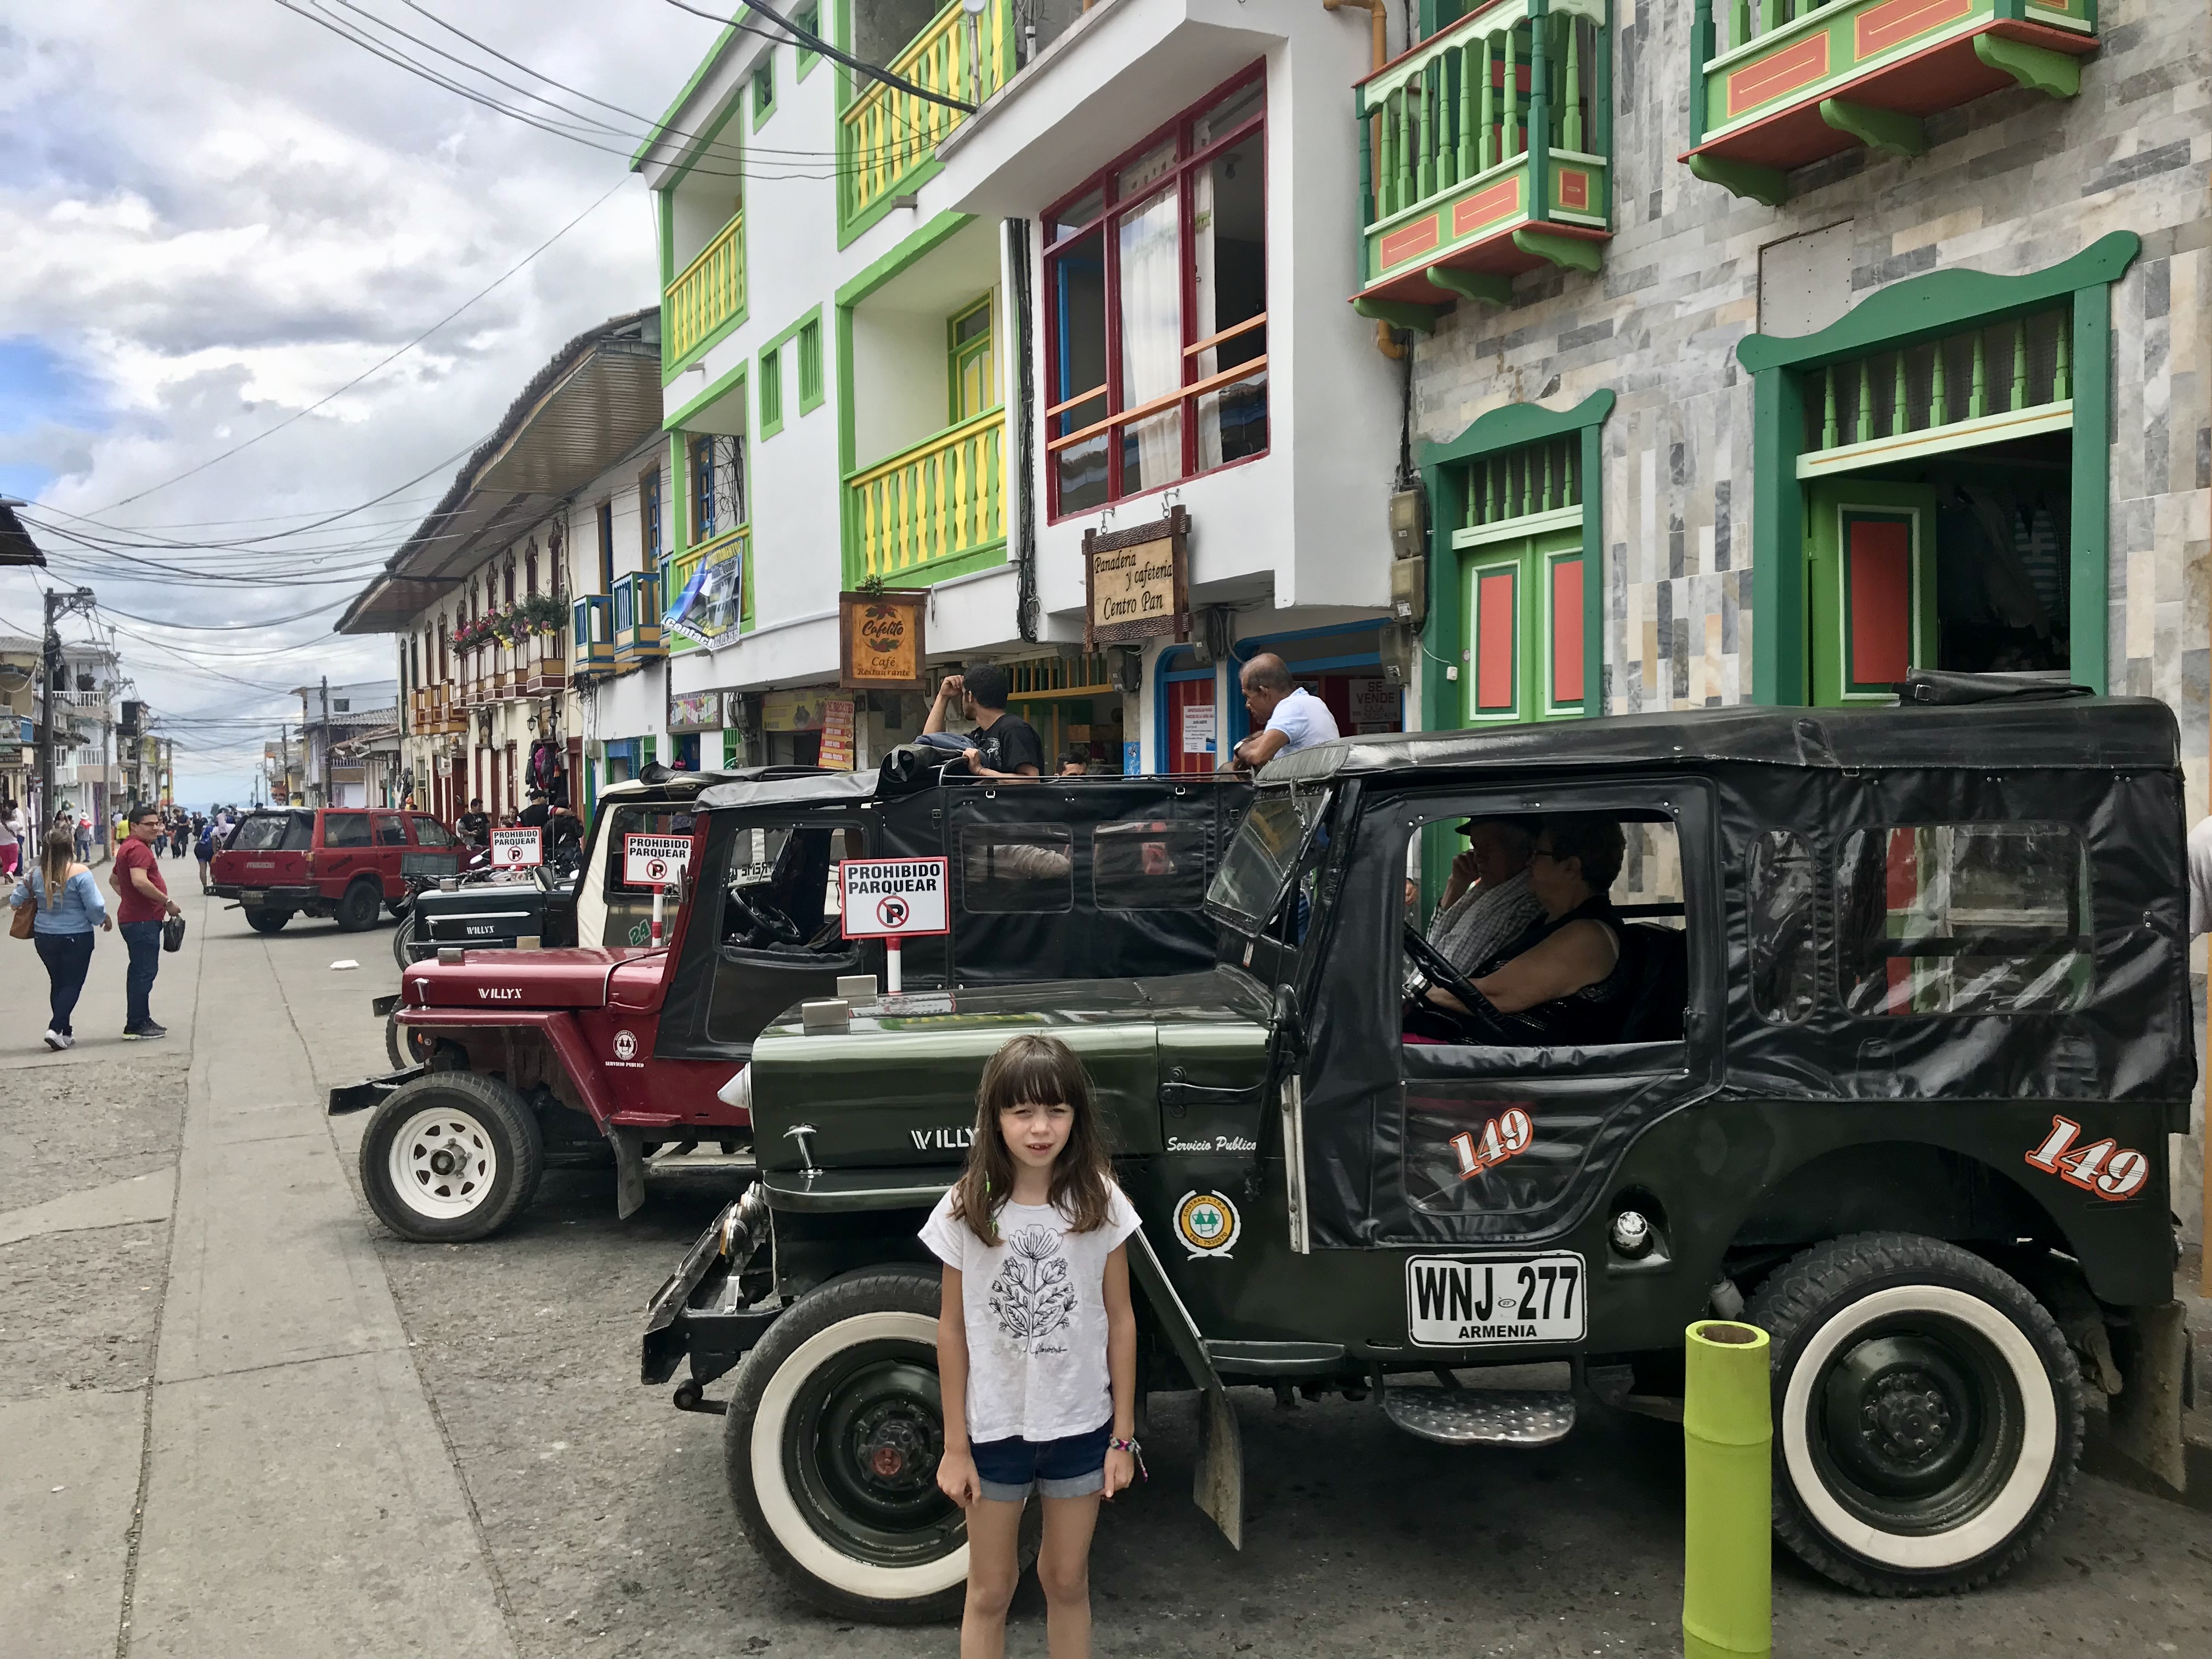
[949,296,994,424]
[1462,527,1587,724]
[1807,479,1938,707]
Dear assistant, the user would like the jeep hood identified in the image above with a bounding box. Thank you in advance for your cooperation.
[748,968,1272,1171]
[404,946,661,1009]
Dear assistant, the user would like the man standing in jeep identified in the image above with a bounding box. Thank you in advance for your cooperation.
[456,797,490,850]
[922,664,1043,781]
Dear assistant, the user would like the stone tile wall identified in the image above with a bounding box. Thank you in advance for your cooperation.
[1410,0,2211,1240]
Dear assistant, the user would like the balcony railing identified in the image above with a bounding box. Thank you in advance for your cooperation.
[1685,0,2097,205]
[524,629,566,693]
[667,210,745,365]
[572,596,614,673]
[614,572,665,667]
[1354,0,1611,317]
[839,0,1014,232]
[847,408,1006,584]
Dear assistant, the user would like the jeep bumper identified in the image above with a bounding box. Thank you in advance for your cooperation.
[328,1063,425,1116]
[641,1186,779,1389]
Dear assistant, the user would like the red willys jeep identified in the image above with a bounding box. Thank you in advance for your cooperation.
[210,805,466,933]
[328,764,1251,1243]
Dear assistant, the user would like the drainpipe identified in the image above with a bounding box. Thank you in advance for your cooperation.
[1327,0,1405,360]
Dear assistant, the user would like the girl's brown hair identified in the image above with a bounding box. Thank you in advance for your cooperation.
[949,1033,1114,1245]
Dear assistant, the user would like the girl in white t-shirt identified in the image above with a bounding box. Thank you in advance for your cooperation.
[922,1033,1142,1659]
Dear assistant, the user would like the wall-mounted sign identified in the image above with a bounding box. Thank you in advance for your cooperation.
[819,697,856,771]
[762,689,828,732]
[1084,506,1190,648]
[839,590,929,690]
[667,690,724,733]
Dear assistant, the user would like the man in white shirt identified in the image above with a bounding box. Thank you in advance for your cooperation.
[1228,653,1341,772]
[2188,815,2212,935]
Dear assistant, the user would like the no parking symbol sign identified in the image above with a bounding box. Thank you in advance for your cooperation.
[837,858,949,938]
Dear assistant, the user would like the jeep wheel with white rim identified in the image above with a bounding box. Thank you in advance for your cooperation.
[358,1070,543,1243]
[1747,1232,2083,1595]
[724,1267,1035,1624]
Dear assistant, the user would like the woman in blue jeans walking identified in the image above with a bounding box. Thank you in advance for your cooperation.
[10,817,112,1051]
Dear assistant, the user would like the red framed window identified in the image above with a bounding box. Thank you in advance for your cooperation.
[1043,65,1268,520]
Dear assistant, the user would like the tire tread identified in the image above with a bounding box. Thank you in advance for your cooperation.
[1745,1230,2084,1597]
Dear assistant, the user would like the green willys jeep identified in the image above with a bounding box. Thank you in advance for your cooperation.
[640,678,2194,1620]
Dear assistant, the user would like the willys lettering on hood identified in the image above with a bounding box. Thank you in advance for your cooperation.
[911,1126,977,1152]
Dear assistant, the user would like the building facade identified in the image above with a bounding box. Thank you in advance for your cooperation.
[338,312,665,826]
[634,0,1409,777]
[292,680,402,808]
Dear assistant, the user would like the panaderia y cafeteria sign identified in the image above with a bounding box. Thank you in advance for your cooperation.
[1084,505,1189,648]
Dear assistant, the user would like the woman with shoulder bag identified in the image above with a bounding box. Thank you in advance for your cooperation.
[9,812,112,1051]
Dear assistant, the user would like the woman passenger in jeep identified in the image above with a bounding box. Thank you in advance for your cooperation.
[1406,815,1632,1046]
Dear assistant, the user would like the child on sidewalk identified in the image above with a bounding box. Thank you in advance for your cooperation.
[922,1034,1142,1659]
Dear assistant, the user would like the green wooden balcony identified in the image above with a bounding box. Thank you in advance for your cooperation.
[838,0,1015,238]
[1685,0,2098,206]
[1353,0,1611,320]
[666,210,744,366]
[844,408,1007,587]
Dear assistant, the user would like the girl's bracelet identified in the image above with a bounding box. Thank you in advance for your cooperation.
[1108,1436,1147,1480]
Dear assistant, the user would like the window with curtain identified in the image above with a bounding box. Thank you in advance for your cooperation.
[1044,66,1267,518]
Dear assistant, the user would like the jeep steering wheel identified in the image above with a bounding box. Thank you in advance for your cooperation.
[1403,922,1488,1015]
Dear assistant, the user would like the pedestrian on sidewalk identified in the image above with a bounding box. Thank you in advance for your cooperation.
[75,814,92,863]
[924,1034,1141,1659]
[0,797,21,878]
[194,816,216,892]
[112,804,184,1041]
[10,814,112,1051]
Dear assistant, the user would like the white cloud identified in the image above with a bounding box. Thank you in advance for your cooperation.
[0,0,743,799]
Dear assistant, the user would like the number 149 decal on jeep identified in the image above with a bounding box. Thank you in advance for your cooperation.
[2024,1114,2151,1201]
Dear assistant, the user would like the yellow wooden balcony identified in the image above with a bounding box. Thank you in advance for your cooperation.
[846,408,1006,585]
[667,210,745,364]
[840,0,1014,230]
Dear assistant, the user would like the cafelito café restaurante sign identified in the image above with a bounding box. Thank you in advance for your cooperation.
[1084,506,1189,647]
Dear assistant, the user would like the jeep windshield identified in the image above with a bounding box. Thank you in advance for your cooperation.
[1204,785,1328,935]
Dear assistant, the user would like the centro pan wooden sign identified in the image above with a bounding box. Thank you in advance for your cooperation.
[1084,505,1190,648]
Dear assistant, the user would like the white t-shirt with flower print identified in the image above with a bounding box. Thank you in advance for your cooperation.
[920,1183,1142,1444]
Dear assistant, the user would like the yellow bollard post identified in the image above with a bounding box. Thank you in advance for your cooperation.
[1682,1319,1772,1659]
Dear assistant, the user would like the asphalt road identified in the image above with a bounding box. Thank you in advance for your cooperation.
[3,877,2210,1658]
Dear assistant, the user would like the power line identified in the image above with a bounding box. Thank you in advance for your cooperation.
[87,182,627,514]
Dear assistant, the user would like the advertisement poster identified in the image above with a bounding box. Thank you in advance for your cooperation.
[1179,702,1216,755]
[1346,674,1402,732]
[762,690,827,732]
[819,697,856,771]
[667,690,724,733]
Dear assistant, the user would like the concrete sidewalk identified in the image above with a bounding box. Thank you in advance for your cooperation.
[0,883,515,1658]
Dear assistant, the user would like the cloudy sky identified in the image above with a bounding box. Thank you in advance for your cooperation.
[0,0,758,804]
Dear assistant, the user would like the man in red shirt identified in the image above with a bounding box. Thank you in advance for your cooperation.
[114,804,184,1040]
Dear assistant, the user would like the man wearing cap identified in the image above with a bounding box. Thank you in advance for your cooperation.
[1424,816,1542,980]
[518,789,552,831]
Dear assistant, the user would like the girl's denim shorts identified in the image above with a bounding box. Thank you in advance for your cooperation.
[969,1420,1111,1503]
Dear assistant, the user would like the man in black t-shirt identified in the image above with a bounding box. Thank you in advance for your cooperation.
[518,789,552,830]
[922,662,1043,780]
[456,797,490,848]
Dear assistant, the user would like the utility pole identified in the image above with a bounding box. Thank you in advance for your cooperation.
[37,585,97,857]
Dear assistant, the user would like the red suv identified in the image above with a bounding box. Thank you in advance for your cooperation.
[211,808,465,934]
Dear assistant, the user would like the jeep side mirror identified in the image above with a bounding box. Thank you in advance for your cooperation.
[1271,983,1307,1063]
